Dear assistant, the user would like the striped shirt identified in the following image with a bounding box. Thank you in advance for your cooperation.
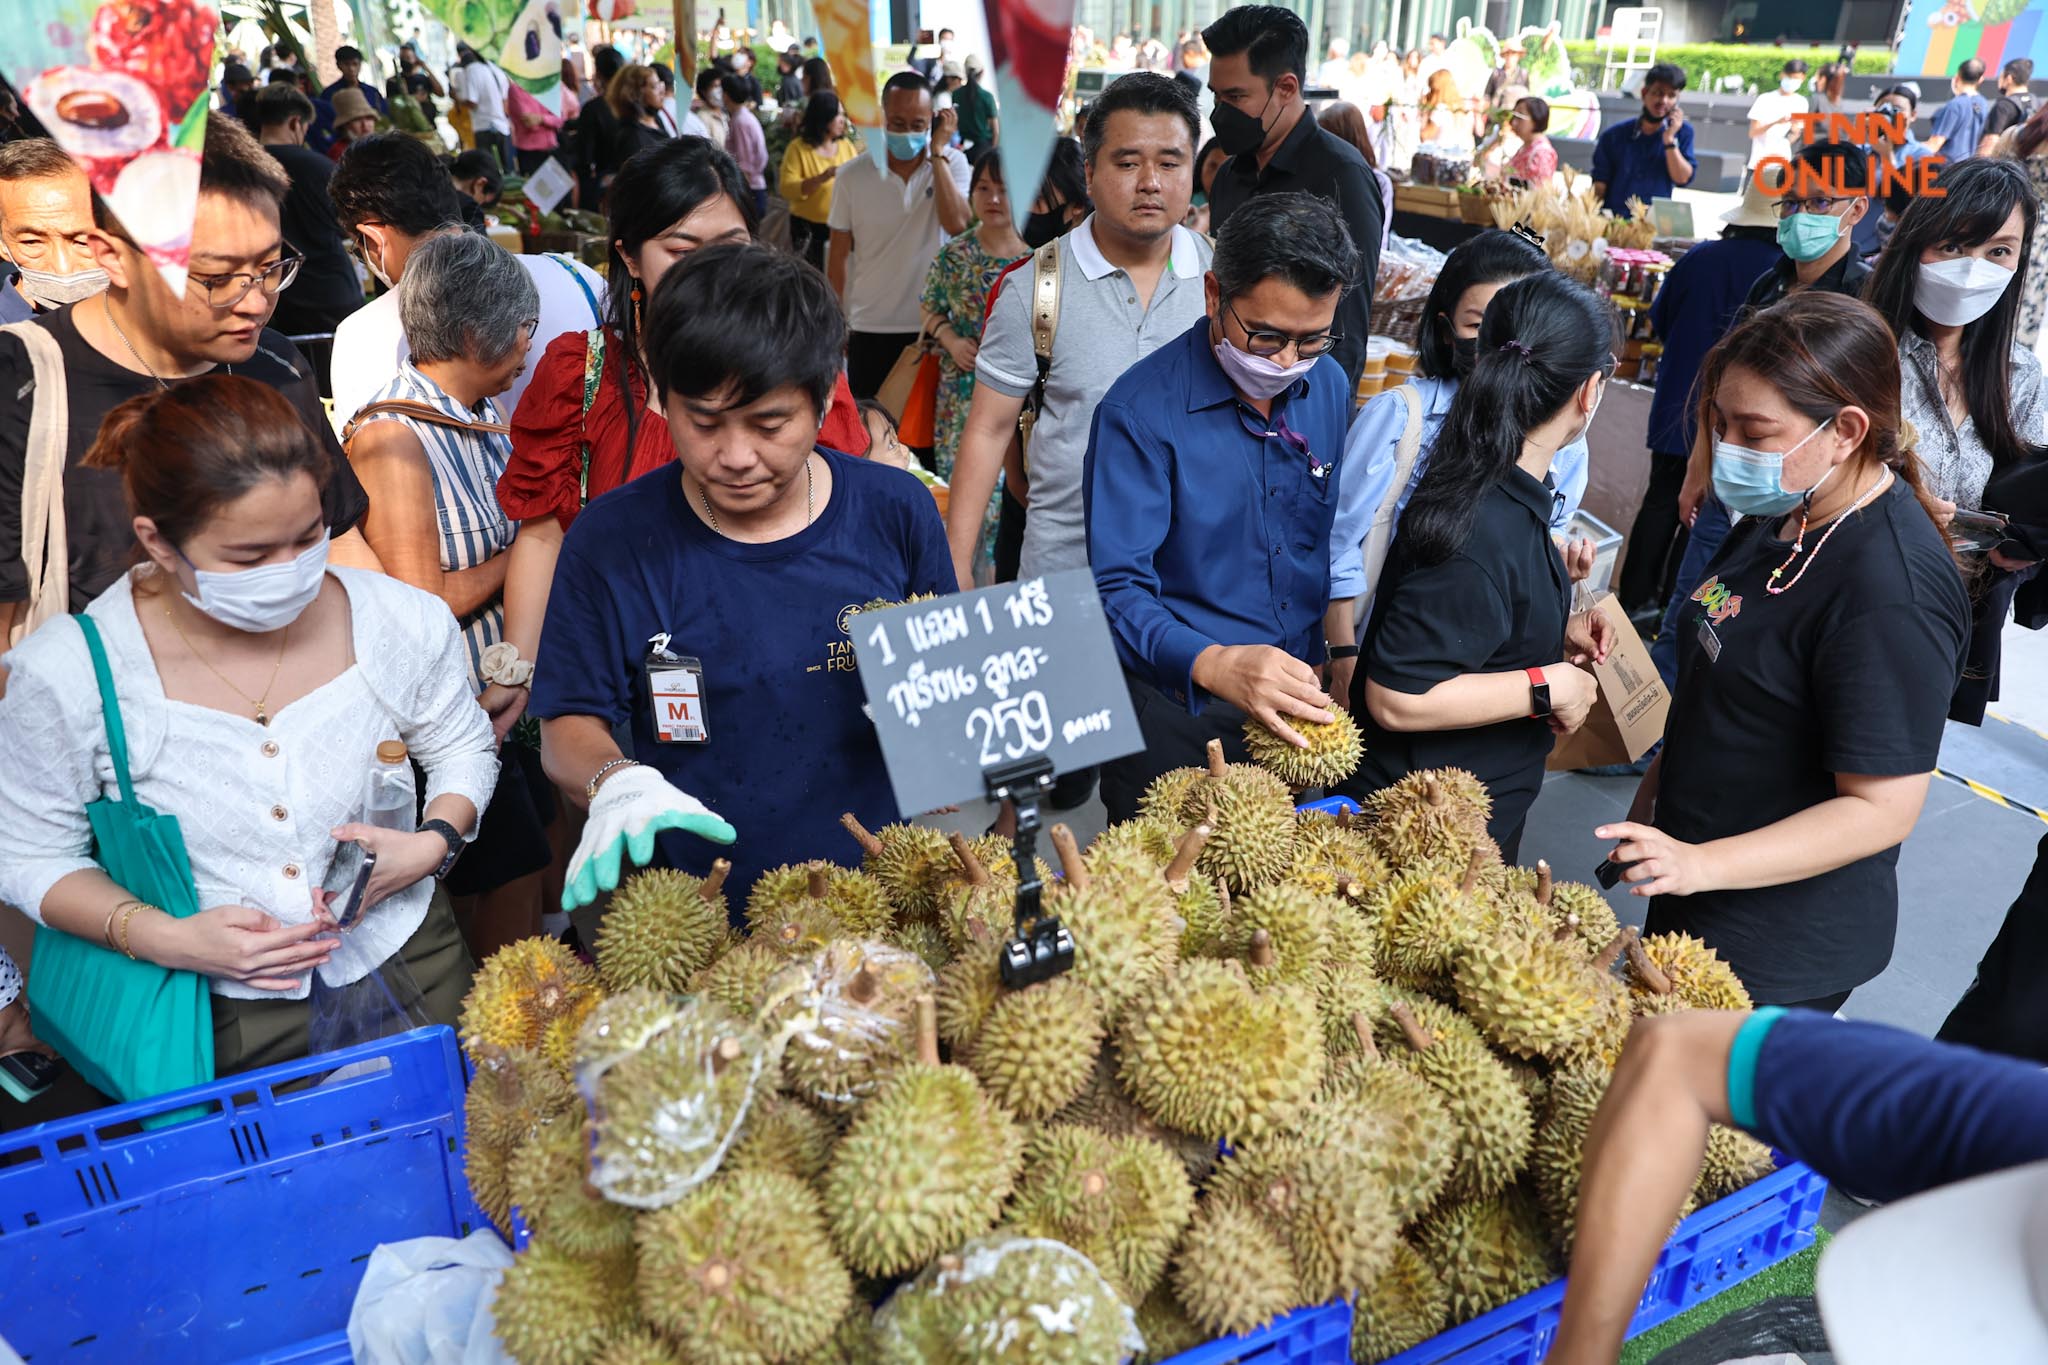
[357,363,516,690]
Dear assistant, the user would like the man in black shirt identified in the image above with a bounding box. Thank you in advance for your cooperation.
[1978,58,2035,156]
[1740,141,1873,313]
[0,119,374,643]
[1202,4,1383,391]
[254,84,364,339]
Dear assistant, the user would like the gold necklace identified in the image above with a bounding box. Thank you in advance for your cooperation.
[696,455,815,533]
[162,599,291,725]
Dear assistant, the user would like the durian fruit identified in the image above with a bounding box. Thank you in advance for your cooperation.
[1288,808,1390,904]
[1696,1126,1776,1203]
[464,1043,579,1235]
[491,1239,638,1365]
[1179,740,1299,895]
[1323,900,1380,975]
[1221,882,1336,987]
[1527,1056,1609,1254]
[1137,763,1210,829]
[934,922,1005,1055]
[1544,871,1622,957]
[821,998,1025,1277]
[1163,825,1230,958]
[1626,929,1754,1014]
[842,814,951,922]
[458,936,605,1075]
[725,1088,840,1189]
[1089,817,1179,870]
[1241,709,1364,788]
[1366,860,1485,991]
[507,1113,636,1256]
[1048,824,1182,1023]
[1385,1001,1532,1200]
[1053,1044,1220,1184]
[1364,769,1500,873]
[964,974,1106,1120]
[1134,1284,1206,1363]
[936,832,1017,953]
[595,863,732,993]
[1454,917,1626,1061]
[871,1235,1145,1364]
[1315,962,1397,1059]
[1171,1200,1302,1338]
[1352,1239,1450,1363]
[814,1304,880,1365]
[1205,1137,1399,1301]
[1005,1124,1196,1302]
[776,939,936,1113]
[634,1168,853,1362]
[1412,1189,1557,1324]
[593,1329,686,1365]
[691,938,794,1024]
[1117,958,1325,1142]
[576,988,771,1208]
[747,862,896,949]
[888,917,952,973]
[1307,1016,1457,1220]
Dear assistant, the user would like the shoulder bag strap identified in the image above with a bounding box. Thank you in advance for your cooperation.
[72,613,135,806]
[1358,384,1428,618]
[341,398,513,447]
[1029,238,1062,396]
[579,327,606,503]
[547,252,603,327]
[5,321,69,647]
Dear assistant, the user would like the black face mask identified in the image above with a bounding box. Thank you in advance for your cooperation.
[1451,332,1479,377]
[1024,207,1067,249]
[1210,90,1274,157]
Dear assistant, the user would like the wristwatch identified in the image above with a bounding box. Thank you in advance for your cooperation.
[419,818,464,881]
[1326,643,1360,661]
[1527,667,1551,719]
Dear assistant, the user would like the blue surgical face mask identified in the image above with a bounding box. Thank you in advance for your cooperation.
[1775,210,1842,263]
[1711,417,1836,517]
[886,130,930,160]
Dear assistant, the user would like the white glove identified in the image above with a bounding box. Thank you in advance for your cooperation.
[563,766,736,910]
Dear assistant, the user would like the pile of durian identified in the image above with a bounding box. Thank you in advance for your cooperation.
[457,725,1771,1365]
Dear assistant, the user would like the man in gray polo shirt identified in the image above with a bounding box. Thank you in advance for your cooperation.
[944,73,1211,590]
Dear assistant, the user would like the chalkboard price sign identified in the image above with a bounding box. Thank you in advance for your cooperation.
[851,569,1144,816]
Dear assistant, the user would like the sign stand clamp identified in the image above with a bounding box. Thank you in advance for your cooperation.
[983,755,1074,988]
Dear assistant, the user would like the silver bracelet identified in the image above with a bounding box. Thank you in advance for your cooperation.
[584,758,640,802]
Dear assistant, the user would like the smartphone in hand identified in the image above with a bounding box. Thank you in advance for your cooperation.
[325,839,379,930]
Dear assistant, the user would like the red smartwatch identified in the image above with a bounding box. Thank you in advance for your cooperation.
[1527,667,1551,719]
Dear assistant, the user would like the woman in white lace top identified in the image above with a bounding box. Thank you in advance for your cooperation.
[0,377,498,1084]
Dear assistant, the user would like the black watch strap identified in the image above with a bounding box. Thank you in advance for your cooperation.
[420,818,463,881]
[1326,644,1361,660]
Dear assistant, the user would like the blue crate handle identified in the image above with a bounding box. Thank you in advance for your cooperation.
[1297,795,1361,816]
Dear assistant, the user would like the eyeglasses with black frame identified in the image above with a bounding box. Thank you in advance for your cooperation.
[1225,299,1342,360]
[1774,195,1849,218]
[187,241,305,308]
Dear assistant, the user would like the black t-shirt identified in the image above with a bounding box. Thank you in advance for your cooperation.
[1646,477,1969,1003]
[1340,466,1570,851]
[1985,92,2035,140]
[263,142,365,334]
[1742,248,1872,314]
[0,304,370,611]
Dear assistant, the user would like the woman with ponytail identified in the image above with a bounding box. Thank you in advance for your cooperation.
[1334,271,1617,859]
[1597,292,1969,1012]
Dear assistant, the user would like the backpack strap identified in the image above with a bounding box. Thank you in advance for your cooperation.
[1018,238,1062,457]
[3,321,70,647]
[341,398,512,447]
[1355,383,1428,631]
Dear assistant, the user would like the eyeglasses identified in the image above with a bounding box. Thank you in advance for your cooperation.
[188,244,303,307]
[517,317,539,341]
[1226,300,1341,359]
[1775,195,1849,218]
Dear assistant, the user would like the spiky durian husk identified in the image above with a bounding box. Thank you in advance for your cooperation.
[1006,1124,1196,1302]
[1696,1125,1776,1203]
[1546,881,1622,956]
[820,1063,1024,1277]
[690,940,795,1025]
[1053,1044,1220,1183]
[1630,932,1754,1013]
[491,1240,637,1365]
[1324,902,1380,974]
[1527,1056,1608,1253]
[1134,1284,1206,1363]
[458,936,605,1075]
[1302,1059,1457,1221]
[965,976,1106,1120]
[635,1169,853,1362]
[1241,711,1365,787]
[934,930,1004,1055]
[886,916,952,972]
[1366,869,1480,989]
[1056,855,1183,1024]
[1137,766,1210,828]
[814,1304,881,1365]
[853,820,953,922]
[595,868,731,993]
[1221,882,1337,988]
[1089,818,1179,869]
[592,1329,686,1365]
[464,1045,581,1232]
[1314,961,1397,1059]
[1173,873,1232,959]
[747,861,896,946]
[1385,1000,1533,1200]
[1205,1136,1400,1301]
[936,872,1016,955]
[1289,812,1391,904]
[1352,1239,1449,1363]
[1454,921,1623,1061]
[1117,960,1325,1142]
[507,1113,636,1256]
[871,1235,1143,1364]
[1364,769,1500,872]
[776,940,936,1113]
[1179,765,1299,895]
[725,1088,840,1189]
[1171,1200,1302,1338]
[1413,1190,1557,1325]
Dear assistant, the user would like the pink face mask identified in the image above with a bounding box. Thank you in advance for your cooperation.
[1212,333,1317,400]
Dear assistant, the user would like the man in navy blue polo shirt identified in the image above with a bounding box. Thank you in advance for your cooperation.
[1543,1006,2048,1362]
[1084,191,1359,821]
[1590,63,1698,217]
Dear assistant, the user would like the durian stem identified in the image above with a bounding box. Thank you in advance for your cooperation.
[840,813,885,858]
[1595,930,1629,973]
[1249,927,1277,969]
[914,995,940,1067]
[1049,824,1090,890]
[1623,927,1674,995]
[1554,912,1580,944]
[1205,738,1228,782]
[1215,876,1232,915]
[1459,849,1487,897]
[701,859,731,902]
[1536,859,1554,907]
[1336,807,1353,831]
[1389,1002,1435,1054]
[1165,823,1211,888]
[947,830,991,886]
[848,963,881,1006]
[1424,776,1444,807]
[1349,1011,1381,1061]
[806,867,831,900]
[710,1035,744,1074]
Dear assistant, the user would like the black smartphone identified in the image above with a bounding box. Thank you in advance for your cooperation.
[0,1050,59,1103]
[325,839,379,930]
[1594,855,1636,890]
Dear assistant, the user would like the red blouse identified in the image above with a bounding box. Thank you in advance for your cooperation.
[499,326,871,530]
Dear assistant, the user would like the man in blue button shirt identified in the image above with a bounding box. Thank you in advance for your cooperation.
[1590,62,1697,217]
[1085,191,1358,821]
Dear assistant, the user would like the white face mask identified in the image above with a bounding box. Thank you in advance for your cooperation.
[1914,255,2016,327]
[1780,77,1802,93]
[181,534,330,633]
[1,245,109,309]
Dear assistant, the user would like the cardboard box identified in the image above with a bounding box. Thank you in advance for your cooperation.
[1548,593,1670,771]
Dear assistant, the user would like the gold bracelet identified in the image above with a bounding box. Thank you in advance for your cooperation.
[103,899,143,951]
[116,901,155,961]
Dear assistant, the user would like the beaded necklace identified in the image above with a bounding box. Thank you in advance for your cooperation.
[1764,468,1892,596]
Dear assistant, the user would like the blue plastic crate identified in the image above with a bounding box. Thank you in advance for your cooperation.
[1164,1302,1355,1364]
[0,1026,482,1365]
[1299,795,1362,817]
[1381,1159,1828,1363]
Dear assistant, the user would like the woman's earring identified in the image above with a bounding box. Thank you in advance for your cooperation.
[631,284,643,333]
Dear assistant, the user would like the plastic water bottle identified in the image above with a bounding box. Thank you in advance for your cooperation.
[364,740,415,832]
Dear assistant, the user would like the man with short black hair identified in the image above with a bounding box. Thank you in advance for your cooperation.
[1746,57,1808,169]
[1590,61,1696,215]
[1201,3,1382,389]
[254,83,363,340]
[323,43,388,115]
[1979,57,2035,156]
[1087,192,1358,820]
[828,71,970,398]
[530,243,954,914]
[0,139,100,325]
[1929,57,1988,158]
[219,61,257,119]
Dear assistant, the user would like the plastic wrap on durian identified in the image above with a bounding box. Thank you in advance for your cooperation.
[871,1234,1146,1364]
[769,938,936,1112]
[572,987,770,1209]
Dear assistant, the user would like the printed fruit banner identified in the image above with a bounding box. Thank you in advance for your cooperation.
[814,0,880,143]
[1895,0,2048,80]
[7,0,216,295]
[983,0,1076,229]
[421,0,566,113]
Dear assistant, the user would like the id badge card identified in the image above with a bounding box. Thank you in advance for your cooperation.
[1696,618,1722,664]
[645,642,709,744]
